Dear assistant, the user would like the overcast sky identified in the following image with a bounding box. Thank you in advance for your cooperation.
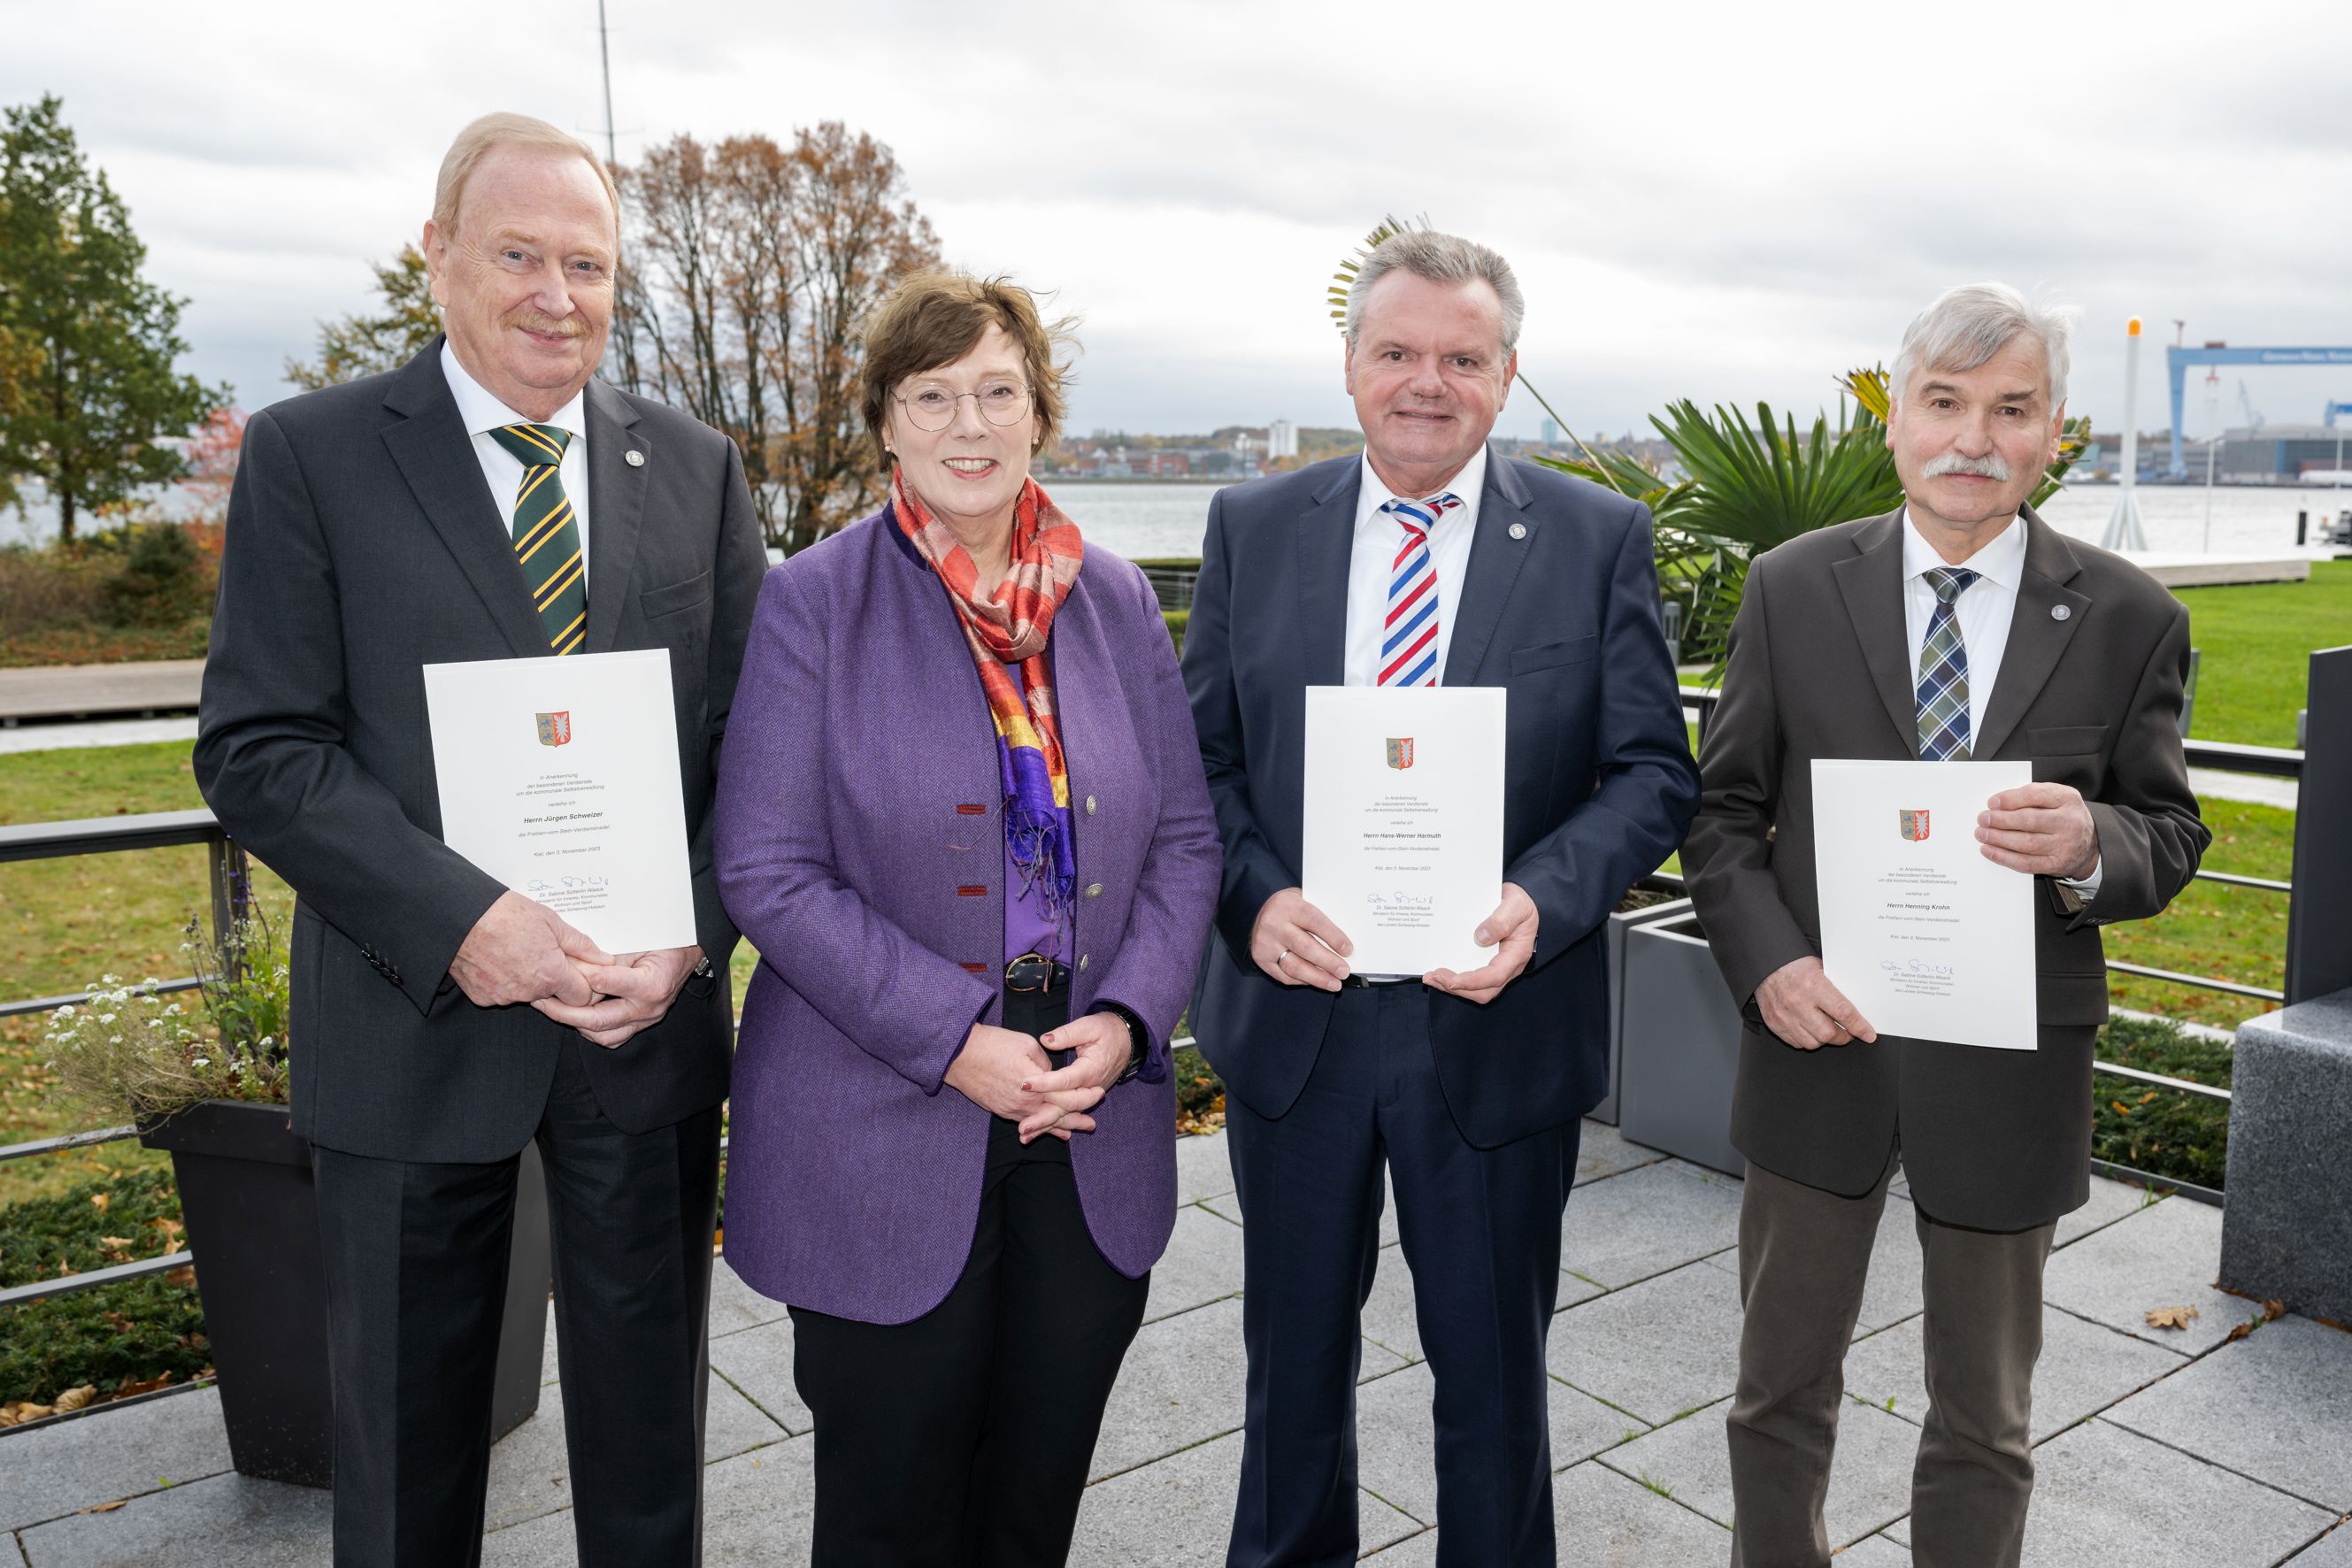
[12,0,2352,445]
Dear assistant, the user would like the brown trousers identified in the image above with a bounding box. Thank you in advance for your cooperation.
[1726,1156,2056,1568]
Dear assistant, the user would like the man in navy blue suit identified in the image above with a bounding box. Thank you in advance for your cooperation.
[1182,230,1701,1567]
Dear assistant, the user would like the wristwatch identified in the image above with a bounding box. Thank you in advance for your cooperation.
[683,951,717,998]
[1101,1002,1149,1085]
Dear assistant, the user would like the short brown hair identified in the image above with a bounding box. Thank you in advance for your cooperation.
[860,270,1076,466]
[433,112,620,247]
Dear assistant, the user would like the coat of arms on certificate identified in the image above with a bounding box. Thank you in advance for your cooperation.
[1386,737,1415,770]
[1898,809,1931,841]
[536,711,573,748]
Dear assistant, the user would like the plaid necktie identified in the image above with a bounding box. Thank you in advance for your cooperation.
[488,423,588,656]
[1377,492,1462,687]
[1916,566,1980,760]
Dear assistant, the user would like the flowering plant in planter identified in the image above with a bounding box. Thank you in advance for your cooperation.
[42,911,291,1125]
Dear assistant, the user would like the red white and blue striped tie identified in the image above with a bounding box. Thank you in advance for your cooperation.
[1377,492,1461,687]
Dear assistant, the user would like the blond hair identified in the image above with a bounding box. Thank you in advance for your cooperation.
[432,112,620,243]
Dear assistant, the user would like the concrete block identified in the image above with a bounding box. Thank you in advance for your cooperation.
[1200,1168,1399,1247]
[1175,1129,1235,1206]
[1144,1204,1245,1325]
[2289,1521,2352,1567]
[0,1386,233,1533]
[1701,1188,1926,1337]
[481,1371,783,1533]
[2054,1172,2156,1250]
[1550,1458,1731,1565]
[1350,1361,1649,1529]
[2221,993,2352,1323]
[2105,1314,2352,1511]
[1068,1429,1415,1566]
[708,1258,791,1338]
[707,1318,815,1435]
[2041,1197,2246,1354]
[1564,1162,1742,1288]
[1549,1262,1746,1426]
[2011,1419,2333,1568]
[1841,1303,2184,1442]
[1600,1395,1919,1548]
[1834,1535,1913,1565]
[480,1434,819,1568]
[1576,1118,1672,1187]
[1362,1527,1440,1563]
[1088,1297,1248,1480]
[18,1471,330,1567]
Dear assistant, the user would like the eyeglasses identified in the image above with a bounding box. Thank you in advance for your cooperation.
[894,380,1032,432]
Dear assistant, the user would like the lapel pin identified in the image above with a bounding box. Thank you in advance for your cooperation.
[1508,521,1527,541]
[625,449,645,468]
[2050,603,2071,621]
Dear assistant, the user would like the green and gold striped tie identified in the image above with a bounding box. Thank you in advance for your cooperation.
[489,423,588,656]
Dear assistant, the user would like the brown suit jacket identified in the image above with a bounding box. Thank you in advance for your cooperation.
[1682,505,2209,1229]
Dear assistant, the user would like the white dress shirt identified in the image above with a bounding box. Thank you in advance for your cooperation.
[1342,446,1487,688]
[1900,508,2100,897]
[441,342,592,579]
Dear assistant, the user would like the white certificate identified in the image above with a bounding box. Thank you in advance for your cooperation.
[1812,759,2037,1050]
[423,649,696,955]
[1303,686,1505,976]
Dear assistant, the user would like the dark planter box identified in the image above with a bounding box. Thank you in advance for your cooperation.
[139,1100,550,1487]
[1616,911,1748,1178]
[1590,893,1695,1126]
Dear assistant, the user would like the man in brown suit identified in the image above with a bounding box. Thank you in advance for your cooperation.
[1682,282,2209,1568]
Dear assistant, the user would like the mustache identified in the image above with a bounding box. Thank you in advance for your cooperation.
[506,310,592,340]
[1923,451,2011,480]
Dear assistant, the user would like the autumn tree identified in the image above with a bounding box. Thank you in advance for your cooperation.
[284,242,442,389]
[613,123,938,553]
[0,96,225,542]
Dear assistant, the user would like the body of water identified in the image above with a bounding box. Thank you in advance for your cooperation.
[1061,476,2351,565]
[10,473,2343,567]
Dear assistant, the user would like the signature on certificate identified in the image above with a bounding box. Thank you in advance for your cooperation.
[1879,959,1956,978]
[527,875,611,894]
[1367,892,1437,908]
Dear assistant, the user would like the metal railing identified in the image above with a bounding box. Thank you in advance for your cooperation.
[0,811,247,1309]
[1681,684,2300,1109]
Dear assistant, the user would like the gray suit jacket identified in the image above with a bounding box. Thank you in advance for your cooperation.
[196,339,766,1162]
[1681,505,2209,1228]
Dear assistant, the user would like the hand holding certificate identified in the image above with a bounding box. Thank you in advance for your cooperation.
[1812,759,2037,1050]
[1302,687,1505,976]
[424,649,698,956]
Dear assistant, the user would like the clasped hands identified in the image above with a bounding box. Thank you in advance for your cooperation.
[944,1012,1135,1142]
[1248,881,1540,1005]
[1757,781,2098,1049]
[450,890,701,1049]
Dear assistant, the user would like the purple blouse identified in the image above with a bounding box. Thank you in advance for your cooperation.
[1003,657,1072,965]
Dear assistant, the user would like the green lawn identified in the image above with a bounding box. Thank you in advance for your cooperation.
[2170,560,2351,748]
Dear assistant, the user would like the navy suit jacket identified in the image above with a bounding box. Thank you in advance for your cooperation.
[1182,449,1702,1148]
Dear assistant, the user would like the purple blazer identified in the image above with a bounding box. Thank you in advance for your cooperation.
[714,508,1221,1325]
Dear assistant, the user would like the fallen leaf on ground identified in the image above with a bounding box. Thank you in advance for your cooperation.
[89,1192,111,1211]
[77,1502,126,1515]
[2261,1299,2287,1322]
[2145,1305,2201,1330]
[53,1386,97,1412]
[2225,1323,2254,1343]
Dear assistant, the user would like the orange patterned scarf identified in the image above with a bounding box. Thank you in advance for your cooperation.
[890,468,1084,919]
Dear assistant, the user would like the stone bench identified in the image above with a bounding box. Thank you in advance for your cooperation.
[2220,989,2352,1324]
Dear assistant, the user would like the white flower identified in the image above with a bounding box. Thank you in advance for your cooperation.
[191,1057,211,1068]
[56,1005,75,1018]
[97,1014,116,1026]
[257,1036,273,1049]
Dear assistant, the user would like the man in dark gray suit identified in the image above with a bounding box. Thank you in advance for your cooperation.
[1682,283,2208,1568]
[196,112,762,1565]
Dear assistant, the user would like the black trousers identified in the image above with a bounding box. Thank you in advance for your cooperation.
[311,1034,721,1568]
[1226,980,1580,1568]
[788,985,1151,1568]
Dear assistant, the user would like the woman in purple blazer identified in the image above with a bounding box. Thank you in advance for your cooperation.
[713,270,1220,1566]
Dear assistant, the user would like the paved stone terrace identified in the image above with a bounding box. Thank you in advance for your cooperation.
[6,1124,2350,1566]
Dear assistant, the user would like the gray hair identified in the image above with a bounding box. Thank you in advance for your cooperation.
[1345,230,1525,359]
[1891,282,2075,411]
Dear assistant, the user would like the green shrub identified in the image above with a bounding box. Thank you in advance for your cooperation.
[1164,610,1188,652]
[0,1169,210,1409]
[102,524,208,628]
[2091,1016,2232,1191]
[1173,1040,1224,1132]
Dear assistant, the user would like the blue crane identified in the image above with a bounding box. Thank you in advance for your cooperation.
[2164,345,2352,477]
